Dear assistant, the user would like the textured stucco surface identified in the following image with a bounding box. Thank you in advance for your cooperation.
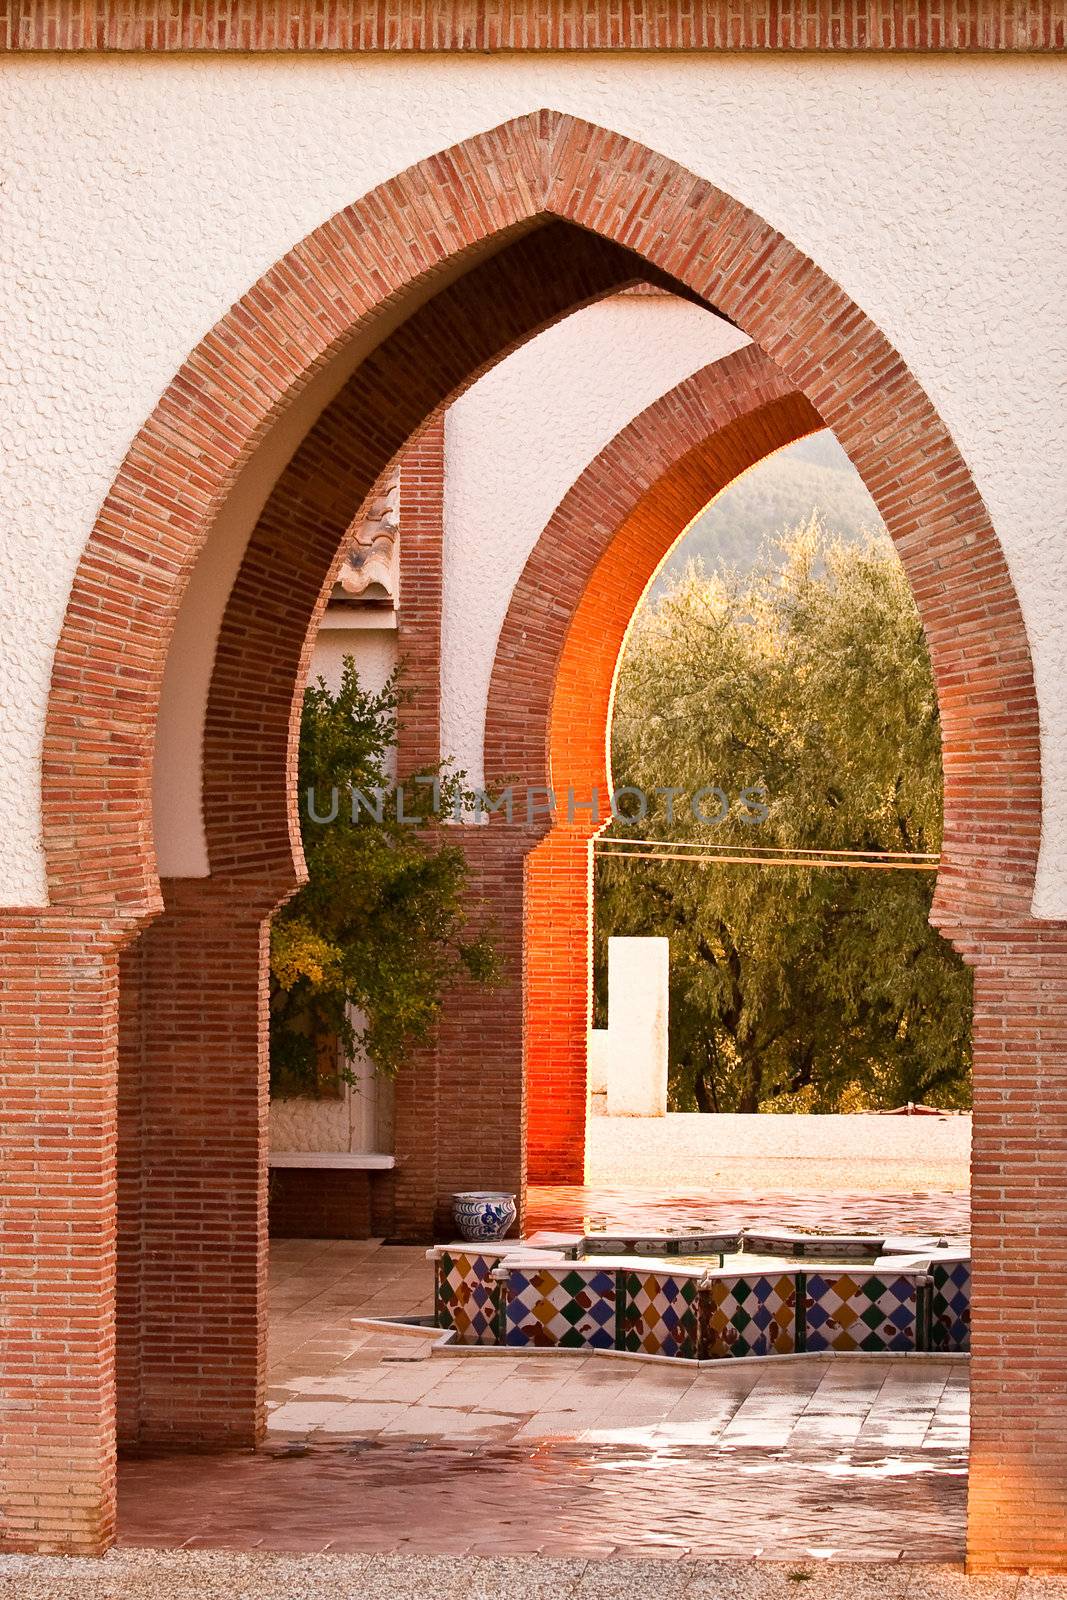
[441,297,747,785]
[0,55,1063,909]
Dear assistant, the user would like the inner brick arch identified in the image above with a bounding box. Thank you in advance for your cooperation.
[4,111,1056,1566]
[484,344,823,1185]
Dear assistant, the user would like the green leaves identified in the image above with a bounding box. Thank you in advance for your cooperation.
[269,658,497,1095]
[598,517,972,1113]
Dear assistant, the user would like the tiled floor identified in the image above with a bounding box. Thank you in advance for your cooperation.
[117,1210,970,1563]
[120,1352,969,1560]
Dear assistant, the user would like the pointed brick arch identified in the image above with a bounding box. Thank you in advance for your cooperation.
[41,111,1039,928]
[0,113,1056,1567]
[485,345,820,800]
[485,344,822,1186]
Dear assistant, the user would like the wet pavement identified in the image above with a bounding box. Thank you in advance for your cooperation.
[118,1418,967,1561]
[116,1205,971,1562]
[525,1186,970,1239]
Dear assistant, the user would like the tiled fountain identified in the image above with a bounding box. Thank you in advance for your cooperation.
[428,1224,970,1359]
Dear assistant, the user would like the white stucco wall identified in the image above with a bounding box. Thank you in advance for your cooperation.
[0,55,1064,911]
[310,619,397,700]
[441,297,747,785]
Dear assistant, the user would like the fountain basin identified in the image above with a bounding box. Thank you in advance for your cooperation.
[428,1223,969,1360]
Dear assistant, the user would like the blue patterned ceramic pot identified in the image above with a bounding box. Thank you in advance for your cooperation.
[452,1191,517,1243]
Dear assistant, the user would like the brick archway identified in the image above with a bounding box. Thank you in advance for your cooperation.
[2,113,1057,1566]
[484,345,823,1183]
[40,115,1039,927]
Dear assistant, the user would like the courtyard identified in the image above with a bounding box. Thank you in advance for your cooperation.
[0,18,1063,1579]
[113,1238,968,1561]
[102,1117,976,1568]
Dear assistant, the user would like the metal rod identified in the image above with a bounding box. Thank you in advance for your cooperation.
[597,837,939,861]
[594,848,939,871]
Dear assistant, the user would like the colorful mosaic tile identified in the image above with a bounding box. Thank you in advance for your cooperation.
[703,1273,797,1358]
[804,1270,918,1353]
[930,1260,971,1352]
[621,1271,700,1359]
[435,1250,502,1346]
[504,1266,616,1349]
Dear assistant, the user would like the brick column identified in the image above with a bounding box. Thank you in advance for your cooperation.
[388,417,533,1236]
[524,827,595,1183]
[116,935,145,1445]
[431,828,530,1236]
[389,418,448,1237]
[388,829,530,1240]
[116,880,271,1446]
[396,416,445,776]
[967,928,1067,1573]
[0,912,126,1554]
[391,1047,440,1239]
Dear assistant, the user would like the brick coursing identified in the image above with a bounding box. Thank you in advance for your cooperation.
[0,0,1062,50]
[391,416,450,1240]
[0,912,128,1553]
[0,113,1056,1566]
[116,879,272,1449]
[268,1168,374,1237]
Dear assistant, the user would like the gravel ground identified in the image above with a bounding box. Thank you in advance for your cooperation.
[585,1113,971,1191]
[0,1551,1057,1600]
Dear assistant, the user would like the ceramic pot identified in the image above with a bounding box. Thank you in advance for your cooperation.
[452,1191,517,1243]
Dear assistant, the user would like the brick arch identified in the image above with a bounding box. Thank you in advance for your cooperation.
[200,222,686,896]
[485,344,820,800]
[5,111,1056,1568]
[484,345,822,1185]
[41,111,1039,933]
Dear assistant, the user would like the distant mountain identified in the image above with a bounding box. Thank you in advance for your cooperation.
[651,429,888,596]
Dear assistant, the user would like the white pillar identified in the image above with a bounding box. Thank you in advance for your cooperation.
[604,936,669,1116]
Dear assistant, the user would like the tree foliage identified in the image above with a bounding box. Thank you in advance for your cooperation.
[269,659,497,1095]
[596,517,972,1113]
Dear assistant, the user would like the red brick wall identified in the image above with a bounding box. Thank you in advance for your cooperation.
[7,113,1057,1565]
[965,932,1067,1572]
[117,879,272,1448]
[116,936,144,1445]
[397,417,445,778]
[429,829,532,1238]
[268,1168,373,1238]
[390,416,448,1238]
[0,912,126,1553]
[388,427,534,1236]
[523,830,597,1182]
[1,0,1061,51]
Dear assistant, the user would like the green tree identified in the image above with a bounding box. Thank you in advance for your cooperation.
[270,659,497,1095]
[597,517,972,1113]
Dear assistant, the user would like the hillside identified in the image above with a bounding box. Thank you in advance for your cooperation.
[652,429,888,594]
